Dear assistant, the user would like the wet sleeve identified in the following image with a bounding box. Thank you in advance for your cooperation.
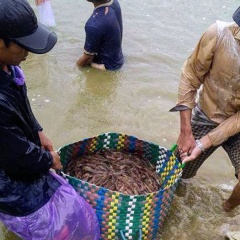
[23,83,43,132]
[0,105,53,175]
[33,117,43,132]
[84,26,103,55]
[207,112,240,146]
[175,23,218,109]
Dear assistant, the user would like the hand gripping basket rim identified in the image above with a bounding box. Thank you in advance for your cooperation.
[59,132,182,240]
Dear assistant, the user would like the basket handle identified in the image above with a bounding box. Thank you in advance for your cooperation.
[170,143,178,152]
[120,229,142,240]
[170,144,185,169]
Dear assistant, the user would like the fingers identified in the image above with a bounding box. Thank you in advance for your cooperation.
[182,156,193,164]
[181,147,202,164]
[181,150,196,163]
[51,151,63,170]
[177,147,193,164]
[178,146,191,154]
[180,151,190,162]
[181,151,190,158]
[178,148,190,157]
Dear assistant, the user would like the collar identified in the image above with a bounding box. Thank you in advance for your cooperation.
[95,0,113,9]
[235,29,240,41]
[229,22,240,41]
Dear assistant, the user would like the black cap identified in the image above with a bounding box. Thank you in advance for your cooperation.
[233,6,240,27]
[0,0,57,54]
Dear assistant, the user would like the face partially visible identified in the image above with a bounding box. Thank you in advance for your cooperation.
[0,39,29,66]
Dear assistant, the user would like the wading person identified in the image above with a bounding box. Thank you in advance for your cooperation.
[170,6,240,212]
[76,0,124,71]
[0,0,100,239]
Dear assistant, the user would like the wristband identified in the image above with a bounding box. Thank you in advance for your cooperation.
[195,139,205,152]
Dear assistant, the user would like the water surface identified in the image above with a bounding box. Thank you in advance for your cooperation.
[1,0,240,239]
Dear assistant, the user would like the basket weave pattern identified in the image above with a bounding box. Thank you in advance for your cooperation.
[60,133,182,240]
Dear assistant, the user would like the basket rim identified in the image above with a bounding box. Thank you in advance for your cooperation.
[58,132,169,151]
[59,132,182,195]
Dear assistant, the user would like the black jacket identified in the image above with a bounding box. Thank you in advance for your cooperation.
[0,67,60,216]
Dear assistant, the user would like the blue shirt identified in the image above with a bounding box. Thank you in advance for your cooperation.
[84,0,124,70]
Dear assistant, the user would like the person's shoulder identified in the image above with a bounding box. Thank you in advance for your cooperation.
[85,15,103,32]
[198,22,218,43]
[202,21,232,39]
[112,0,121,8]
[209,20,238,35]
[227,22,239,33]
[205,22,218,34]
[86,6,116,28]
[87,7,106,24]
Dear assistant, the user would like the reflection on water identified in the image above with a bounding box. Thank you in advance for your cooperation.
[1,0,240,239]
[63,68,122,138]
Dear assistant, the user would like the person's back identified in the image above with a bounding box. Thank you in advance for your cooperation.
[85,0,123,70]
[77,0,124,70]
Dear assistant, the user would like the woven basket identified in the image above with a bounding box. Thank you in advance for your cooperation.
[59,132,182,240]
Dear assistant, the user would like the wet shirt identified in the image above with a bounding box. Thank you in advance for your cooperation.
[174,21,240,146]
[0,67,60,216]
[84,0,124,70]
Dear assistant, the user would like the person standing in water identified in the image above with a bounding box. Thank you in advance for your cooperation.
[77,0,124,71]
[170,6,240,212]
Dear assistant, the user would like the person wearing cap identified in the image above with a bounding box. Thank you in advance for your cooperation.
[76,0,124,71]
[0,0,100,239]
[170,6,240,212]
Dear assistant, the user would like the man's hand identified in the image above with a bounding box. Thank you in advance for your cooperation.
[181,145,201,164]
[177,132,196,157]
[38,132,62,170]
[76,53,94,67]
[50,151,62,170]
[177,109,195,157]
[181,136,212,164]
[38,131,53,151]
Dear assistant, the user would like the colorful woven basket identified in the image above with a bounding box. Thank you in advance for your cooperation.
[59,132,182,240]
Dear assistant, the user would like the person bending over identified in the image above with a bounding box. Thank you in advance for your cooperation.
[77,0,124,71]
[170,6,240,212]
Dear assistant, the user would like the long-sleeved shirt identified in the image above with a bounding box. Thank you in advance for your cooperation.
[174,21,240,146]
[0,67,60,216]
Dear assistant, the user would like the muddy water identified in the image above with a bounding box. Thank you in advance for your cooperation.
[1,0,240,239]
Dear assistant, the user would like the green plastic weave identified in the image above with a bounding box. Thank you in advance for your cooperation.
[59,132,182,240]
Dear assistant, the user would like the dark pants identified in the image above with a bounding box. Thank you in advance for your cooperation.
[181,120,240,179]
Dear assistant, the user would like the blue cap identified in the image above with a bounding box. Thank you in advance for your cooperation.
[233,6,240,27]
[0,0,57,54]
